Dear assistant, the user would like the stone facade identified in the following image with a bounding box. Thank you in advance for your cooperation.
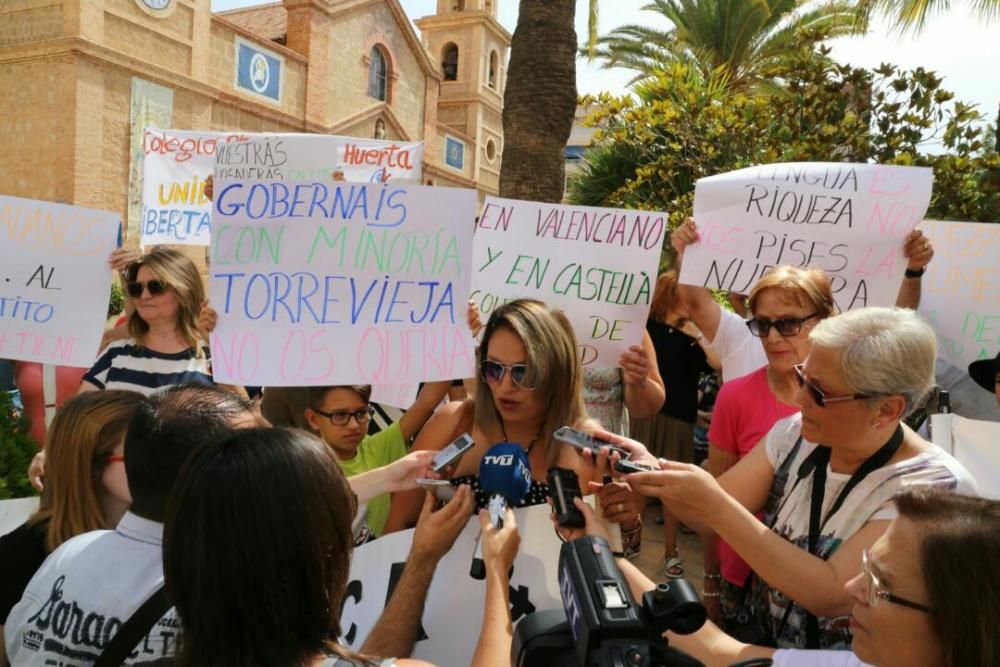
[0,0,510,243]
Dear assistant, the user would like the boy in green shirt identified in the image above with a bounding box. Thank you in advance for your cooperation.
[305,381,452,539]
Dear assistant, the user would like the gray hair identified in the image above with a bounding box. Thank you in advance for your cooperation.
[808,307,936,415]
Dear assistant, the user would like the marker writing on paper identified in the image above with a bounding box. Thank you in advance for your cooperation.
[214,272,457,326]
[215,182,407,227]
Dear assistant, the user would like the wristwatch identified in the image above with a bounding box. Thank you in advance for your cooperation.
[904,267,926,278]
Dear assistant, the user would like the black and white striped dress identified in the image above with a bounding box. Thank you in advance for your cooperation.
[82,338,213,395]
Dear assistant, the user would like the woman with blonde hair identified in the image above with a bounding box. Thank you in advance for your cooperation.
[80,247,217,395]
[0,390,145,664]
[384,299,642,534]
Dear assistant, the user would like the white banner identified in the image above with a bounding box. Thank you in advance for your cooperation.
[470,197,666,367]
[948,415,1000,499]
[0,196,119,367]
[209,136,475,386]
[141,128,424,247]
[681,162,933,311]
[341,503,563,664]
[918,220,1000,370]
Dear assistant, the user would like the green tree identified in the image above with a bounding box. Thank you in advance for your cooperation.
[570,46,1000,228]
[589,0,860,90]
[0,391,37,500]
[854,0,1000,33]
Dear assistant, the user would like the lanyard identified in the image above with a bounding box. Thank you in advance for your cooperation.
[806,425,904,555]
[775,425,904,648]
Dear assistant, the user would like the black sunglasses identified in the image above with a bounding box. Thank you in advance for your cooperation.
[793,364,871,407]
[746,313,820,338]
[480,359,534,390]
[126,280,168,298]
[313,406,374,427]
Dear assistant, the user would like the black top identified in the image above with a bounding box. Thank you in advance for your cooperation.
[646,320,711,423]
[0,519,49,623]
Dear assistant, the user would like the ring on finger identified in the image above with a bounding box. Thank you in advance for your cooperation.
[617,502,625,513]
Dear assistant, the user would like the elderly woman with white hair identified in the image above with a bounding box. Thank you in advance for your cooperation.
[613,307,978,650]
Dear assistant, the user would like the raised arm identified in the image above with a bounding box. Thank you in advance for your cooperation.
[398,380,453,442]
[895,228,933,310]
[671,219,723,342]
[620,330,666,419]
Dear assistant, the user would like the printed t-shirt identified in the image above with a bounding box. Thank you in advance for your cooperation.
[708,366,799,585]
[337,422,408,537]
[757,414,978,649]
[5,512,179,666]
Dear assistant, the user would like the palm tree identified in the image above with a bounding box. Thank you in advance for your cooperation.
[854,0,1000,32]
[590,0,860,90]
[499,0,600,203]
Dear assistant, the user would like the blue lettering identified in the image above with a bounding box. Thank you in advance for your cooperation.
[244,273,271,319]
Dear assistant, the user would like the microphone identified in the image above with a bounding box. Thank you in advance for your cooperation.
[470,442,532,580]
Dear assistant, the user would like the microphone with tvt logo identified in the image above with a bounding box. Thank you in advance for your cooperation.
[470,442,532,580]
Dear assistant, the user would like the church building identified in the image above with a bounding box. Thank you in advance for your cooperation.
[0,0,509,241]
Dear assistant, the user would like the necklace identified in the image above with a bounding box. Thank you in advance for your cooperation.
[499,419,542,455]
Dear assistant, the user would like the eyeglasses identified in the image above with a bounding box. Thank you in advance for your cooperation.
[313,406,374,427]
[126,280,168,298]
[862,549,934,613]
[746,313,820,338]
[480,359,535,390]
[105,454,125,464]
[793,364,872,407]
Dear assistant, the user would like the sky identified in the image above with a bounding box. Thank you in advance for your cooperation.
[211,0,1000,132]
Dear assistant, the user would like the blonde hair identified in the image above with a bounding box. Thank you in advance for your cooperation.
[747,265,835,319]
[126,247,205,355]
[29,391,146,552]
[809,307,937,414]
[474,299,588,466]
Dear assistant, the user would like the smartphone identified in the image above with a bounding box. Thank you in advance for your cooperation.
[553,426,629,460]
[416,478,456,502]
[547,467,585,528]
[613,459,657,474]
[431,433,475,473]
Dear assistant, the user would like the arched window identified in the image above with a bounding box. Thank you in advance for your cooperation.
[368,46,388,101]
[442,43,459,82]
[488,50,498,88]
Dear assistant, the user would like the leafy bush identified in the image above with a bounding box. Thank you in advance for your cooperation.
[108,281,125,320]
[0,391,38,500]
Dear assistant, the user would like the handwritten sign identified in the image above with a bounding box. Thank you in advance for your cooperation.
[0,196,119,367]
[918,220,1000,370]
[470,197,666,367]
[208,136,476,386]
[680,163,933,311]
[370,382,421,410]
[341,503,562,665]
[141,128,425,247]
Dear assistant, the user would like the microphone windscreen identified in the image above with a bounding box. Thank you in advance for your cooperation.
[479,442,532,504]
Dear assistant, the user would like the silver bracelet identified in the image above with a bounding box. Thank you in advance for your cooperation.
[703,573,722,581]
[701,591,721,598]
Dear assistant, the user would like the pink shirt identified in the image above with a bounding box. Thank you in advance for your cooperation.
[14,363,87,446]
[708,366,799,585]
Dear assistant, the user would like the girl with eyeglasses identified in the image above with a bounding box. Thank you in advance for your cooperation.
[0,390,144,666]
[615,307,977,650]
[79,247,237,396]
[384,299,640,532]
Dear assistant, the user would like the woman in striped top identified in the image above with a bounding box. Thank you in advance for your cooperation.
[81,247,216,395]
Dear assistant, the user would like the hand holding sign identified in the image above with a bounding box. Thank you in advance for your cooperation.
[679,162,934,312]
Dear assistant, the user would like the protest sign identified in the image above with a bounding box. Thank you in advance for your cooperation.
[208,136,476,386]
[0,196,119,367]
[680,163,933,311]
[341,503,563,664]
[470,197,666,367]
[918,220,1000,370]
[141,128,424,247]
[933,414,1000,499]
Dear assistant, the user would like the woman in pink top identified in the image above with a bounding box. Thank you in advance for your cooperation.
[704,266,836,638]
